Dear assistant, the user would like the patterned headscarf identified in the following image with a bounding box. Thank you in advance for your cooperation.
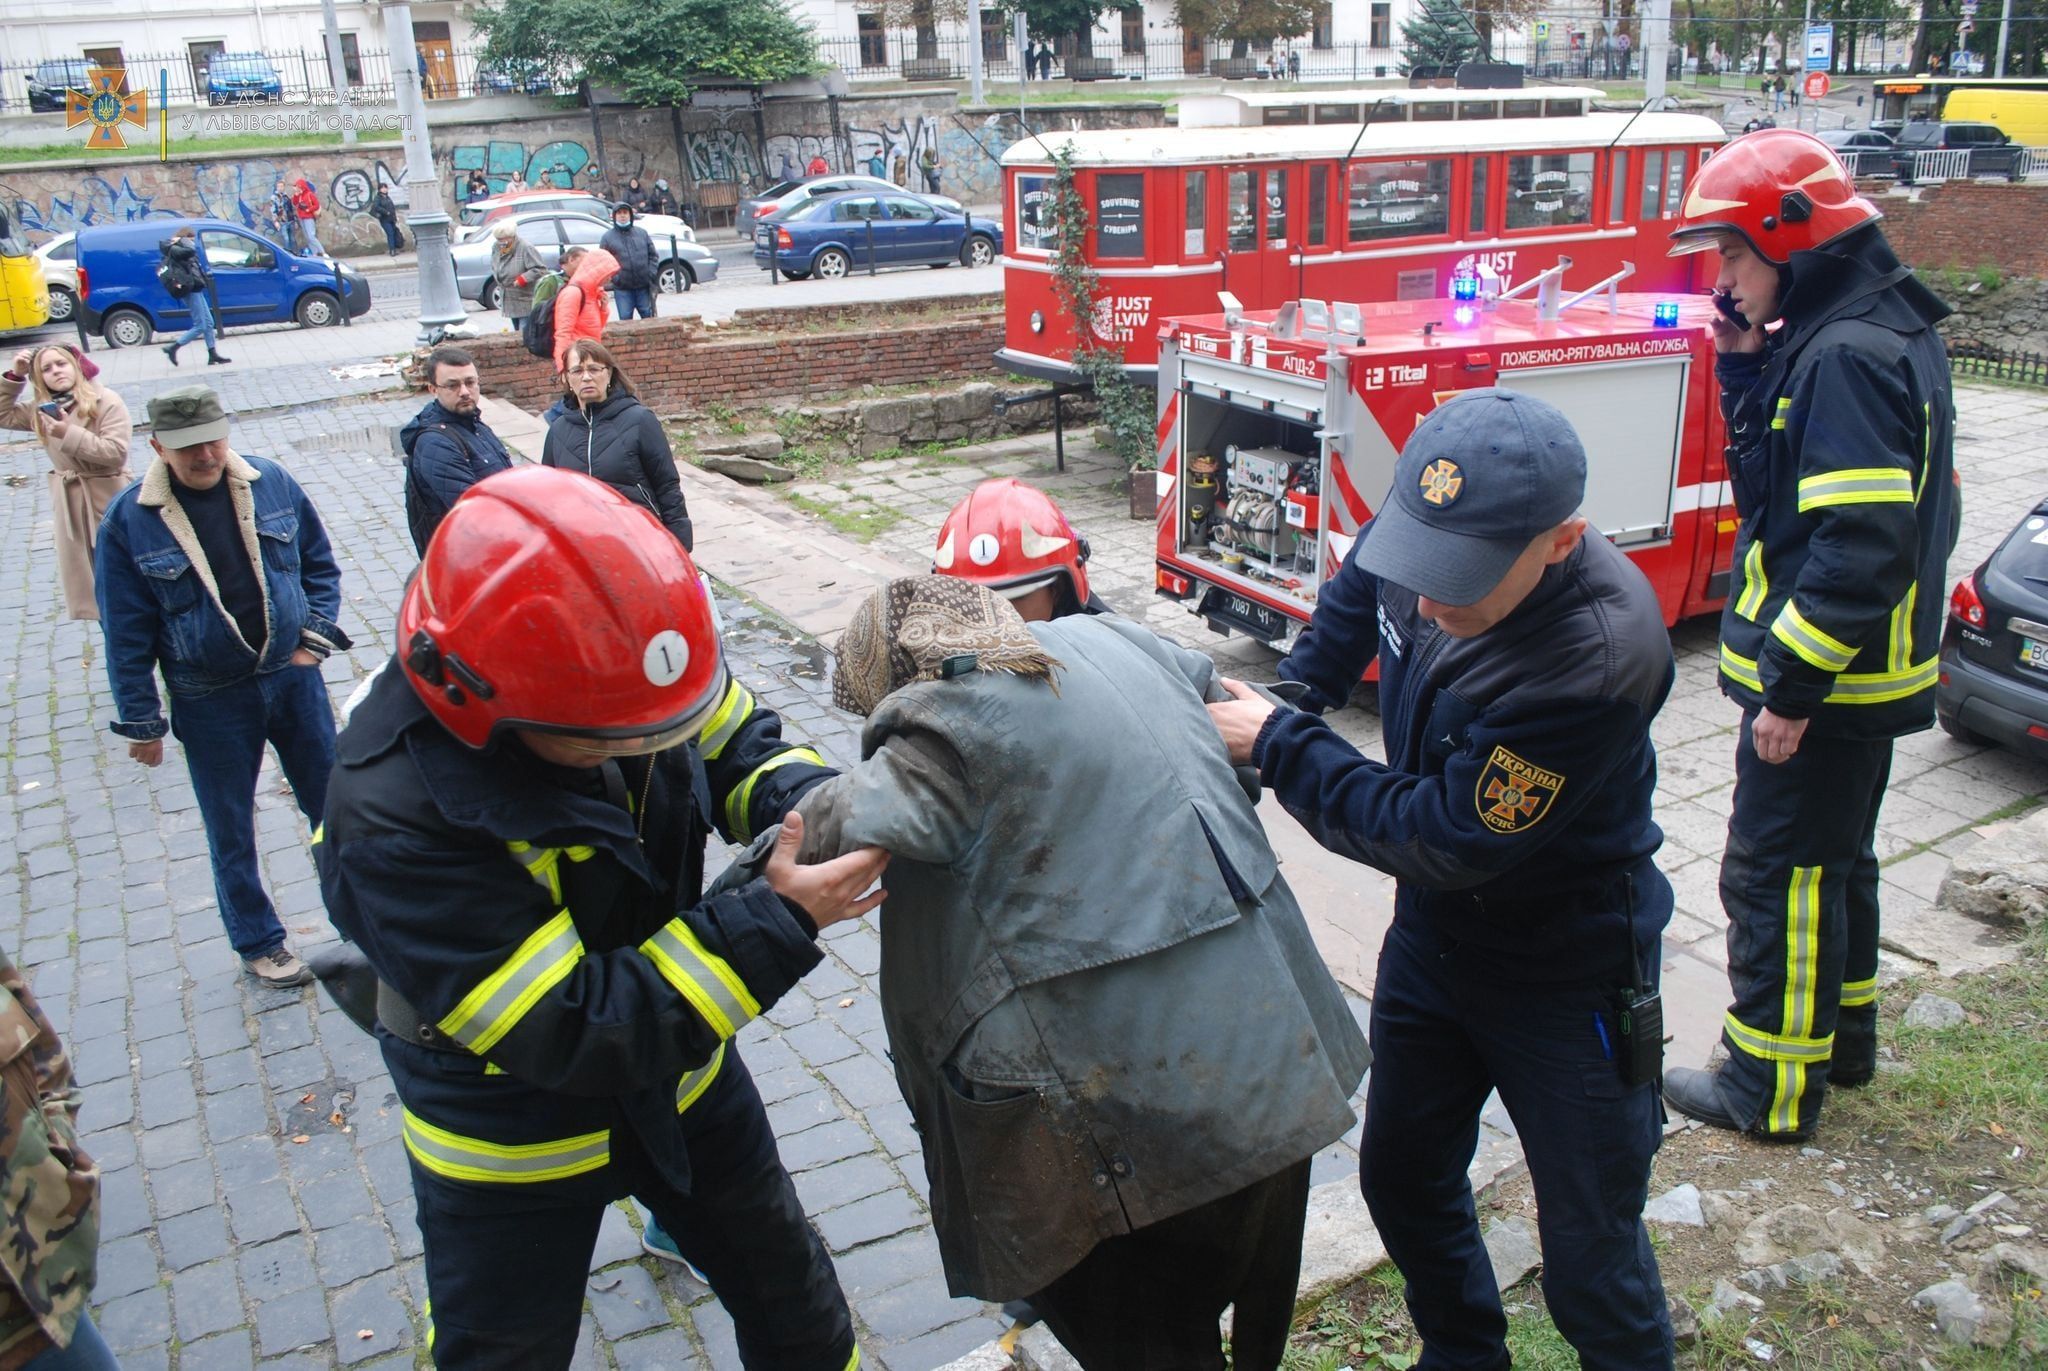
[833,575,1062,717]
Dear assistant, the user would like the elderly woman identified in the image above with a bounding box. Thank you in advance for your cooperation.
[783,576,1370,1370]
[1,345,133,620]
[488,222,547,331]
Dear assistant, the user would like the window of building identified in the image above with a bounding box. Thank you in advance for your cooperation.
[1228,171,1257,252]
[1314,2,1334,49]
[1184,170,1207,257]
[339,33,364,86]
[1370,2,1392,48]
[1123,9,1145,56]
[858,15,887,69]
[1017,174,1057,253]
[1307,164,1329,246]
[1638,150,1665,220]
[1265,168,1291,247]
[1608,149,1629,223]
[84,47,126,92]
[1096,173,1146,258]
[982,10,1007,61]
[1506,152,1595,230]
[187,41,225,94]
[1469,155,1491,233]
[1348,158,1452,242]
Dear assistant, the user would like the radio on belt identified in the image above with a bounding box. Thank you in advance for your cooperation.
[1151,264,1742,669]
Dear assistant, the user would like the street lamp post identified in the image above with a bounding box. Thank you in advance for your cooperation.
[382,0,468,345]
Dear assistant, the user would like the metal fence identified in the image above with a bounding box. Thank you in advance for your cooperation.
[0,46,571,113]
[815,33,1404,85]
[1949,342,2048,387]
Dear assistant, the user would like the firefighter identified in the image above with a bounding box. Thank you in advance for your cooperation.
[931,477,1111,621]
[1660,129,1957,1142]
[313,468,886,1370]
[1207,390,1679,1370]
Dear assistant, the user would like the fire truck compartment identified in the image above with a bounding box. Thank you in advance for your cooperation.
[1494,355,1690,548]
[1175,387,1324,633]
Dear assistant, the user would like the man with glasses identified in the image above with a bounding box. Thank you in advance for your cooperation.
[400,346,513,556]
[315,468,883,1368]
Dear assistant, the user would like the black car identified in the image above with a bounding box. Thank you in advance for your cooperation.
[1938,497,2048,760]
[1892,121,2023,183]
[26,58,89,113]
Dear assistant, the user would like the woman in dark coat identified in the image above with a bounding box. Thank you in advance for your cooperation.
[540,339,692,550]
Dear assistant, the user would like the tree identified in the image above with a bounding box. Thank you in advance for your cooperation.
[1399,0,1481,73]
[477,0,817,106]
[1174,0,1318,59]
[873,0,964,62]
[995,0,1132,58]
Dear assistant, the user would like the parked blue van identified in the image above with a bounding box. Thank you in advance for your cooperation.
[77,219,371,348]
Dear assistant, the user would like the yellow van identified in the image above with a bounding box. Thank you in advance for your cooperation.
[1943,89,2048,147]
[0,210,52,334]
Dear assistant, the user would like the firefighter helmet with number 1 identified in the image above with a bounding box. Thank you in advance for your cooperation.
[1667,127,1882,264]
[932,477,1092,605]
[400,466,729,753]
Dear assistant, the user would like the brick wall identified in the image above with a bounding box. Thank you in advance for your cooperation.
[1858,182,2048,276]
[461,301,1007,413]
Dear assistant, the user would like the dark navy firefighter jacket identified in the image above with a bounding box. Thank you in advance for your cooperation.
[1262,533,1677,980]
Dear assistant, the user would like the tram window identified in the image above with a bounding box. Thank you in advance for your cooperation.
[1265,168,1291,247]
[1412,101,1454,122]
[1469,156,1491,234]
[1184,171,1207,257]
[1228,171,1258,252]
[1639,150,1665,220]
[1545,99,1585,117]
[1609,149,1630,223]
[1347,158,1451,242]
[1506,152,1594,230]
[1095,173,1146,259]
[1664,151,1689,215]
[1460,101,1499,120]
[1315,103,1363,123]
[1308,165,1329,247]
[1503,98,1542,119]
[1016,174,1057,254]
[1262,106,1309,126]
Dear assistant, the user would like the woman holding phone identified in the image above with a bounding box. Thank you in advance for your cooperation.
[2,345,133,621]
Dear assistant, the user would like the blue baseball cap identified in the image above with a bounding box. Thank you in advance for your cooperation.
[1357,389,1587,605]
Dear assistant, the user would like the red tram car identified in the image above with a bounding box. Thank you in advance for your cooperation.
[997,87,1728,382]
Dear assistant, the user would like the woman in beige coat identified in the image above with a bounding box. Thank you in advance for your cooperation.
[3,345,134,621]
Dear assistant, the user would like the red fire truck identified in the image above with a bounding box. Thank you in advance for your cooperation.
[1152,263,1735,648]
[998,88,1726,382]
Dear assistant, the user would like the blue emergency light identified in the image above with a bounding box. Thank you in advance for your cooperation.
[1452,274,1480,302]
[1653,300,1681,328]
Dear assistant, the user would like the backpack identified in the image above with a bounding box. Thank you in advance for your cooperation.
[157,252,201,298]
[521,280,566,358]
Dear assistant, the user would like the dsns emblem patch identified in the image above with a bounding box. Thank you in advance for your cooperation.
[1418,459,1464,507]
[1475,746,1563,834]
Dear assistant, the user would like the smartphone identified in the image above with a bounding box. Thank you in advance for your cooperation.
[37,400,64,420]
[1712,290,1751,332]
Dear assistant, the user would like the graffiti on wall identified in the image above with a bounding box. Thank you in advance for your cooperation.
[5,176,177,234]
[447,138,593,202]
[330,160,405,214]
[846,116,940,183]
[682,127,763,186]
[760,133,836,181]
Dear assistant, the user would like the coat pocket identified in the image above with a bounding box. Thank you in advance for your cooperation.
[256,508,302,575]
[135,545,200,615]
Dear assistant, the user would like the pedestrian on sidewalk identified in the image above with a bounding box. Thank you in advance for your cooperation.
[543,339,692,551]
[370,182,405,256]
[505,170,528,195]
[488,221,546,331]
[919,146,941,195]
[291,176,326,258]
[400,346,513,556]
[1,343,130,621]
[650,178,680,218]
[550,246,617,376]
[0,944,115,1370]
[1661,130,1957,1143]
[782,576,1368,1370]
[314,466,882,1370]
[599,204,660,321]
[1208,389,1681,1370]
[95,385,351,988]
[157,225,231,368]
[269,180,300,253]
[464,169,491,205]
[865,148,886,180]
[806,153,829,175]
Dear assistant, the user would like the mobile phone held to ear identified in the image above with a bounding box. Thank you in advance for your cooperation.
[1712,290,1751,332]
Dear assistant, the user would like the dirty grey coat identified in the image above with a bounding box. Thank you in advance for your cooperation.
[796,614,1370,1301]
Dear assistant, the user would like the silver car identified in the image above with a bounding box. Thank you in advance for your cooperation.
[451,210,719,310]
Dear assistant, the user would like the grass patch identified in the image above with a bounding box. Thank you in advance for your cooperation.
[784,491,902,542]
[0,128,407,166]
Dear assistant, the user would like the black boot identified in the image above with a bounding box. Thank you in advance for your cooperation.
[207,349,232,366]
[162,342,180,367]
[1664,1065,1816,1144]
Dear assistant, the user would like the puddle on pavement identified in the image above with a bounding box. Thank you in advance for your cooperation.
[788,641,831,682]
[293,426,401,461]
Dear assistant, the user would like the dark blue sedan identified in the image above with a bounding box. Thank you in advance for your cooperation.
[753,190,1002,281]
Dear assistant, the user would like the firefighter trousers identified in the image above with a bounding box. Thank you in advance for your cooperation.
[1359,919,1673,1371]
[1716,714,1893,1138]
[409,1053,857,1370]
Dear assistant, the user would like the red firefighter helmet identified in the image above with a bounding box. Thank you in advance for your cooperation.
[932,478,1091,604]
[399,467,728,752]
[1668,128,1882,265]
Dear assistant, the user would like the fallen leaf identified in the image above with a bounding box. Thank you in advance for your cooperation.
[838,998,855,1008]
[300,1093,316,1104]
[330,1112,346,1125]
[357,1329,374,1340]
[1990,1122,2006,1136]
[291,1134,311,1144]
